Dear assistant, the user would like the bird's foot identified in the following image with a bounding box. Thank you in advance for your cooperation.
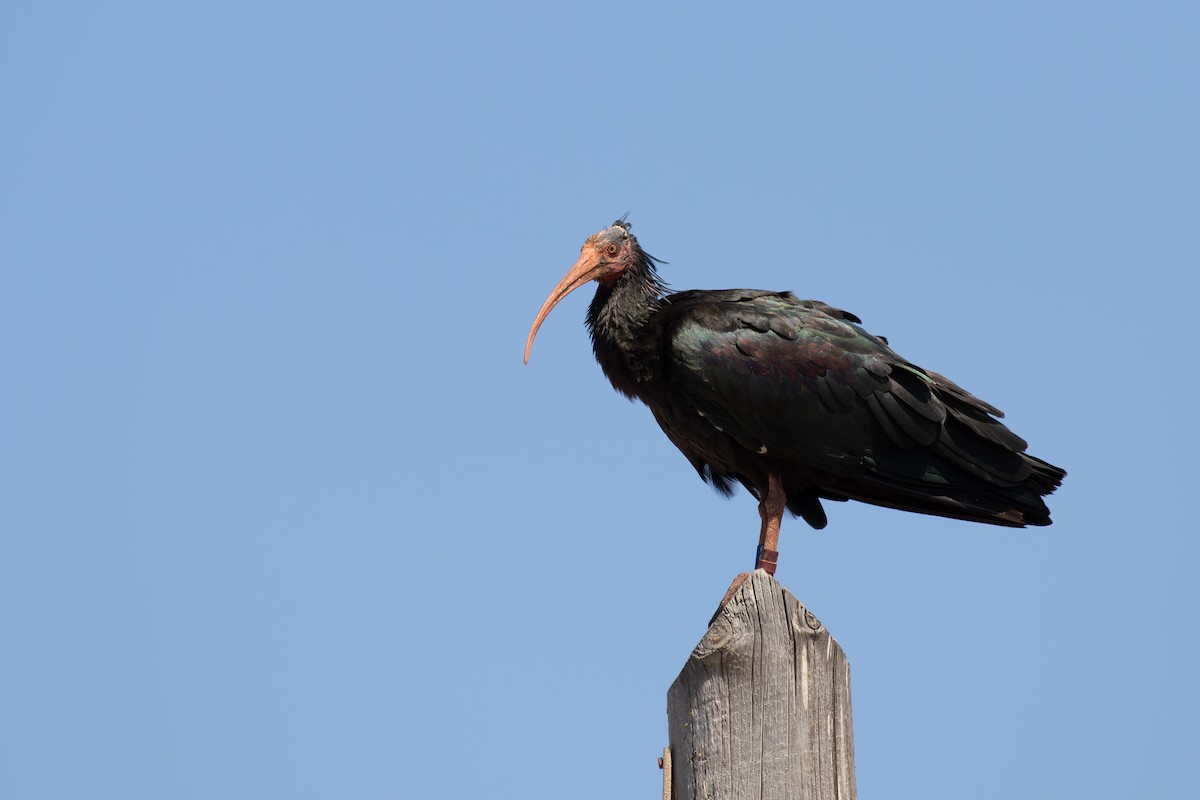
[709,550,780,625]
[709,571,751,626]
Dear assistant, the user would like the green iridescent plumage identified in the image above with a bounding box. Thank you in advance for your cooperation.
[531,219,1065,534]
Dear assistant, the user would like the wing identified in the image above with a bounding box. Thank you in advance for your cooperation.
[660,289,1062,524]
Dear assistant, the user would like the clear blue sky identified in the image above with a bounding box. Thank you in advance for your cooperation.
[2,3,1196,798]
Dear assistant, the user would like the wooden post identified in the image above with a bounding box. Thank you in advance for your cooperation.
[666,570,856,799]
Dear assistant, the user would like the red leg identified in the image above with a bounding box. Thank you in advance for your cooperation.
[711,474,787,624]
[755,473,785,575]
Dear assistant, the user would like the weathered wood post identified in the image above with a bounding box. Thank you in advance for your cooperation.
[666,570,856,799]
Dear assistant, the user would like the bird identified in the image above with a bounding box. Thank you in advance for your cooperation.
[524,218,1065,581]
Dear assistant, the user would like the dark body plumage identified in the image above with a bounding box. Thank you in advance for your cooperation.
[527,220,1065,535]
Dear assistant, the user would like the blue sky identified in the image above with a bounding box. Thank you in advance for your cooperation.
[2,2,1196,798]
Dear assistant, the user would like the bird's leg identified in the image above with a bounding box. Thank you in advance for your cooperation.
[755,472,786,575]
[711,474,787,625]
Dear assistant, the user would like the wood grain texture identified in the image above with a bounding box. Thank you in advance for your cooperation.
[667,570,855,799]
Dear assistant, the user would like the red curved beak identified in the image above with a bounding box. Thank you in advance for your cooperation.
[523,249,604,364]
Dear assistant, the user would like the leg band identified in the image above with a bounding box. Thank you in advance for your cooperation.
[756,548,779,575]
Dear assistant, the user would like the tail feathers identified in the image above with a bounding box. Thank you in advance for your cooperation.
[794,452,1066,529]
[1026,455,1067,497]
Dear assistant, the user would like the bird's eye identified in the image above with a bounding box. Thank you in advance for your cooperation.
[606,242,619,256]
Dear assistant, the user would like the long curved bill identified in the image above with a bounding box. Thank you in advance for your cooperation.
[523,249,604,364]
